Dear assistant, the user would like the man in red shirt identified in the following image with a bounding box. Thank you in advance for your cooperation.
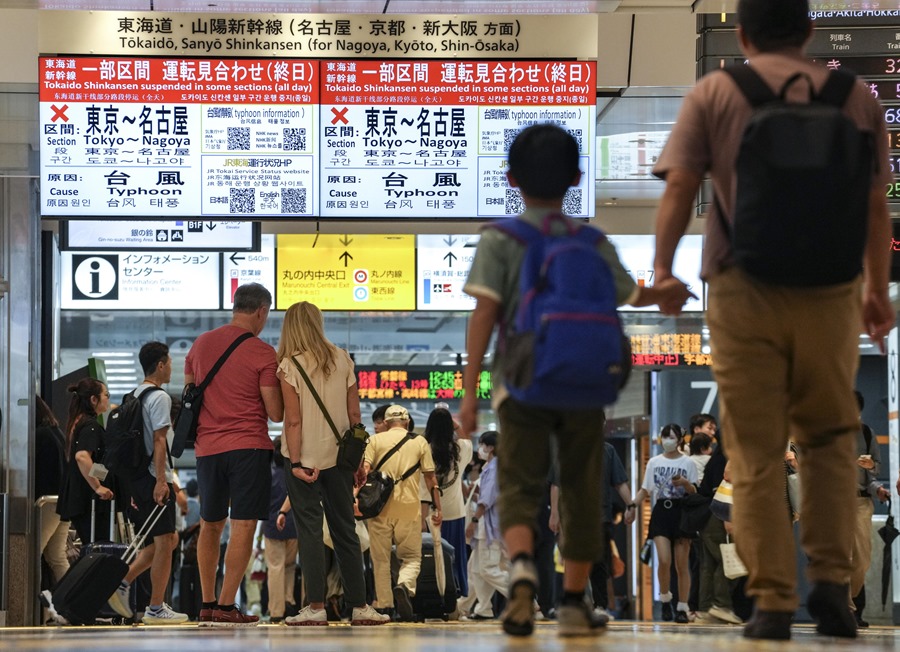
[185,283,283,626]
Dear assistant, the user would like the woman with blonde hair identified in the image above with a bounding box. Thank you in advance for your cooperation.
[57,378,114,546]
[276,301,387,627]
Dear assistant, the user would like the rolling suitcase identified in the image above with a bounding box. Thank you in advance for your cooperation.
[411,533,458,620]
[51,499,167,625]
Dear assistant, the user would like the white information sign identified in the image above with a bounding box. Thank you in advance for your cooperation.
[61,250,221,309]
[416,234,480,310]
[222,234,276,309]
[63,220,257,251]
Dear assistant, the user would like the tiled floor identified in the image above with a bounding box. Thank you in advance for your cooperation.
[0,620,894,652]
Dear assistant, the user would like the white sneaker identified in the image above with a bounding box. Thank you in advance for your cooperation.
[708,605,743,625]
[351,604,390,626]
[143,603,189,625]
[594,607,616,622]
[285,605,328,626]
[107,582,133,618]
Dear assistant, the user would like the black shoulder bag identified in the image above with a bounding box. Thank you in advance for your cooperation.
[356,433,420,521]
[171,332,253,458]
[290,356,369,472]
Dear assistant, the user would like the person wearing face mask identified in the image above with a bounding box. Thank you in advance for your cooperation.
[632,424,699,623]
[460,432,509,620]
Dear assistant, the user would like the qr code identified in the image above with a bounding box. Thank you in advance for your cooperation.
[503,128,519,153]
[227,127,250,151]
[505,188,524,214]
[283,128,307,151]
[566,128,583,150]
[281,187,307,214]
[563,188,583,215]
[229,188,256,214]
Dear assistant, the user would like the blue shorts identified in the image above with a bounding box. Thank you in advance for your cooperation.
[196,449,271,522]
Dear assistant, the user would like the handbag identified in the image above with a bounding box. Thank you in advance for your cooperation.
[710,479,734,523]
[171,332,253,457]
[355,433,420,520]
[639,538,653,565]
[291,357,369,472]
[680,492,713,536]
[720,535,749,579]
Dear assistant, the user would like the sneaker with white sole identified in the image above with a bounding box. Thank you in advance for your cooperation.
[558,598,608,637]
[106,582,133,619]
[708,605,743,625]
[285,605,328,626]
[143,603,189,625]
[351,604,390,626]
[501,557,538,637]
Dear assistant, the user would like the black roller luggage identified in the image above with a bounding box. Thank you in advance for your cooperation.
[412,533,457,621]
[51,499,167,625]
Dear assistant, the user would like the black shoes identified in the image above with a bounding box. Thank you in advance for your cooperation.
[674,609,690,624]
[660,601,674,622]
[743,609,792,640]
[808,582,857,638]
[855,614,870,628]
[392,585,414,622]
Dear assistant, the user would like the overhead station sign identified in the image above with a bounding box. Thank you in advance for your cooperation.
[62,219,258,251]
[276,233,415,310]
[40,56,319,218]
[416,234,479,310]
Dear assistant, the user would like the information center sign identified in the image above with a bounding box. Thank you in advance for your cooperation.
[276,233,415,310]
[40,56,319,218]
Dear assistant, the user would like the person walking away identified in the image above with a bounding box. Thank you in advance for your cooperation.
[420,406,473,598]
[460,124,694,638]
[185,282,284,627]
[364,405,441,621]
[652,0,895,639]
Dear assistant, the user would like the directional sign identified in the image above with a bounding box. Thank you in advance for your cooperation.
[62,220,259,251]
[276,234,415,310]
[61,250,220,309]
[416,234,480,310]
[222,234,276,309]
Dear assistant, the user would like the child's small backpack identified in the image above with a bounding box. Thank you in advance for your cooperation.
[489,214,628,410]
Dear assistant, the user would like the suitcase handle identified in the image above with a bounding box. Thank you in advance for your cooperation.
[122,501,169,564]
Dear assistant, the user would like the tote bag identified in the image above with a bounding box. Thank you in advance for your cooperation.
[720,535,749,580]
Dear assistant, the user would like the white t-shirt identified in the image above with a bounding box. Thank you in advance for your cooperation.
[420,439,473,521]
[641,453,698,502]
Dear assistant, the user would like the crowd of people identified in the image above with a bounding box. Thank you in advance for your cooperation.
[33,0,900,642]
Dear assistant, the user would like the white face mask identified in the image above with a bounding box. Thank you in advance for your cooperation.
[478,444,491,460]
[661,437,679,453]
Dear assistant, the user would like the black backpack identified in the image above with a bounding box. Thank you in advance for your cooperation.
[104,386,163,480]
[724,65,874,287]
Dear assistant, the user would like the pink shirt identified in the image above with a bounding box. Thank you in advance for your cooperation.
[185,324,278,457]
[654,51,890,280]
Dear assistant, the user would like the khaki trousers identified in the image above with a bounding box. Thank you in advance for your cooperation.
[368,514,422,607]
[263,537,297,618]
[850,497,875,601]
[707,267,861,612]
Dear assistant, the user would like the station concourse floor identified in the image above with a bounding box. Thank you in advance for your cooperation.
[0,620,898,651]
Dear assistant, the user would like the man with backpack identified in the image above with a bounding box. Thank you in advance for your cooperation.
[107,341,188,624]
[460,123,693,638]
[652,0,895,640]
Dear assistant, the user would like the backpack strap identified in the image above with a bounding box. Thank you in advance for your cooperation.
[486,217,541,245]
[723,64,777,107]
[817,69,857,108]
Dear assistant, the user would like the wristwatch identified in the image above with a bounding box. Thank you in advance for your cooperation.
[290,461,304,469]
[627,503,636,509]
[279,510,290,517]
[471,517,479,523]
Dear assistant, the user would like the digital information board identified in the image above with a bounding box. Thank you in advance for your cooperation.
[40,56,595,220]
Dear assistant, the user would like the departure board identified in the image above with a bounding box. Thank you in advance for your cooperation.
[698,18,900,205]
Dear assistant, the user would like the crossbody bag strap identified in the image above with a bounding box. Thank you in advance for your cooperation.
[290,356,342,446]
[197,332,254,393]
[375,433,413,472]
[399,461,421,482]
